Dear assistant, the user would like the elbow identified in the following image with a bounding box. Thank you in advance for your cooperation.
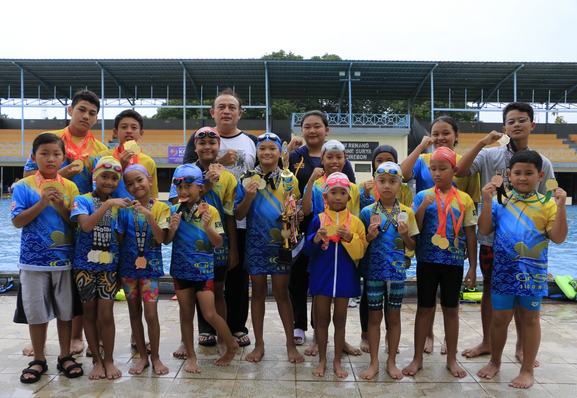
[12,220,23,229]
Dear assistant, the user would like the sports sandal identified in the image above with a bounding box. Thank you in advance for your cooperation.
[20,359,48,384]
[57,356,83,378]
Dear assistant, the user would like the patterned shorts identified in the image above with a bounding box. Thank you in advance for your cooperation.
[121,277,159,302]
[74,269,118,303]
[366,280,405,311]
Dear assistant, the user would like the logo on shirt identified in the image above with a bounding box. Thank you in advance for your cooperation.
[11,201,16,212]
[71,201,79,212]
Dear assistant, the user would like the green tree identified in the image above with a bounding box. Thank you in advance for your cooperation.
[553,113,567,124]
[0,114,9,119]
[310,53,342,61]
[261,50,303,60]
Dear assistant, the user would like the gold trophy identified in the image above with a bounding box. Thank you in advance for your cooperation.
[278,141,304,264]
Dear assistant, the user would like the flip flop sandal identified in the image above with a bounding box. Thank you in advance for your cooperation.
[198,333,217,347]
[20,359,48,384]
[233,332,251,347]
[294,328,306,346]
[57,356,83,379]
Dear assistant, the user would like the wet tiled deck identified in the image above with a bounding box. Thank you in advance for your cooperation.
[0,293,575,397]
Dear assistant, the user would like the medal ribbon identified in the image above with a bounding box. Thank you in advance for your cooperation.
[133,199,154,258]
[372,199,400,232]
[61,127,95,161]
[433,186,464,239]
[91,191,113,262]
[34,171,65,195]
[178,199,202,222]
[503,189,550,205]
[254,165,281,190]
[113,143,139,165]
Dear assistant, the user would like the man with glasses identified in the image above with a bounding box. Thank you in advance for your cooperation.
[183,88,257,349]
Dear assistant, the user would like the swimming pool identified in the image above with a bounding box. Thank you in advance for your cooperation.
[1,199,575,278]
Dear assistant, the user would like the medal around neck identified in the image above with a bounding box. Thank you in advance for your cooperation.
[545,178,558,191]
[491,175,504,187]
[70,159,84,170]
[370,214,382,225]
[40,181,66,194]
[198,202,209,215]
[497,134,510,146]
[135,256,147,269]
[397,212,409,223]
[209,163,223,177]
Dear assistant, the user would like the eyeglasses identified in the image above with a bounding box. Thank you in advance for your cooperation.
[93,162,122,173]
[505,117,530,126]
[257,133,281,143]
[375,168,403,179]
[172,175,201,185]
[195,129,219,140]
[326,177,351,187]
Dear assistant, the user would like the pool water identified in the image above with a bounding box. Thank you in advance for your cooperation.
[1,199,575,278]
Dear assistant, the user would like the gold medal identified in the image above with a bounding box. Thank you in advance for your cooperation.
[438,237,449,250]
[124,140,141,154]
[242,177,252,188]
[135,256,147,269]
[325,225,338,236]
[39,181,66,194]
[70,159,84,170]
[99,251,111,264]
[545,179,558,191]
[431,233,441,246]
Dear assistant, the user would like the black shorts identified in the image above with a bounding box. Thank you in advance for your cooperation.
[479,245,494,284]
[416,262,463,308]
[213,266,228,283]
[173,278,215,293]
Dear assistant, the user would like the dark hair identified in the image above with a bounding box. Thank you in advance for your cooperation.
[33,133,65,155]
[301,110,329,127]
[71,90,100,112]
[503,102,534,124]
[430,115,459,147]
[212,88,243,111]
[114,110,144,131]
[509,150,542,172]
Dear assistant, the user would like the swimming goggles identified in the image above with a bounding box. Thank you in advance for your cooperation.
[257,133,281,143]
[326,177,351,187]
[195,129,219,140]
[172,175,202,185]
[375,168,404,179]
[93,162,122,173]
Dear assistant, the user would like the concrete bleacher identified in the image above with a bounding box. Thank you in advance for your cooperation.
[456,133,577,162]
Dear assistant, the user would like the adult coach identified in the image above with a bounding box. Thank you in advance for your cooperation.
[183,88,256,348]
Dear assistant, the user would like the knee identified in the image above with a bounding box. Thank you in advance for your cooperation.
[367,311,383,326]
[143,308,158,324]
[272,287,289,302]
[251,285,267,301]
[332,314,346,329]
[315,313,331,329]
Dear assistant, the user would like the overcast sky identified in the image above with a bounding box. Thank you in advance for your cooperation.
[3,0,577,121]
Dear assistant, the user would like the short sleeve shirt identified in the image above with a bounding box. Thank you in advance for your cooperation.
[11,175,79,270]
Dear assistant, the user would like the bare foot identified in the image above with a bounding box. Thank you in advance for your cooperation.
[509,370,534,389]
[334,361,348,378]
[69,338,85,355]
[172,342,187,359]
[312,359,326,377]
[402,359,422,376]
[461,341,491,358]
[245,344,265,362]
[477,361,500,379]
[304,341,319,356]
[184,357,201,373]
[440,339,447,355]
[104,362,122,379]
[387,358,404,380]
[88,363,106,380]
[424,335,434,354]
[515,350,539,368]
[360,337,370,353]
[215,343,239,366]
[360,363,379,380]
[151,358,169,375]
[343,341,362,356]
[446,359,467,378]
[128,358,150,374]
[287,346,304,363]
[22,343,35,357]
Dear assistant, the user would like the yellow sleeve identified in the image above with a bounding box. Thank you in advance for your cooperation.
[400,184,413,207]
[210,206,225,235]
[143,155,159,199]
[341,216,368,265]
[222,171,237,216]
[65,179,80,209]
[154,202,171,230]
[461,192,478,227]
[348,183,361,217]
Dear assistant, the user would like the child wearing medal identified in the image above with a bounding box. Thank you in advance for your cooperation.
[476,150,567,389]
[165,164,239,372]
[303,172,368,378]
[359,162,419,381]
[117,164,171,375]
[71,156,129,380]
[403,147,478,379]
[12,134,83,383]
[234,133,304,364]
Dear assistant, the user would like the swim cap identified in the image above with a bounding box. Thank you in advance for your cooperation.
[431,147,457,167]
[321,140,346,158]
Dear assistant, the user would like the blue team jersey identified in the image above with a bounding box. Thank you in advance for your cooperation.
[412,188,477,266]
[234,172,300,275]
[169,204,224,281]
[116,200,171,279]
[11,175,79,270]
[359,202,419,280]
[70,193,120,271]
[491,195,556,297]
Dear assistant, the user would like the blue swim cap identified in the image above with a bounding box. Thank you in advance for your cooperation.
[172,164,204,186]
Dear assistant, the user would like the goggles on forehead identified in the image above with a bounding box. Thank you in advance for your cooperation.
[195,130,219,140]
[93,162,122,173]
[326,177,351,187]
[172,175,202,185]
[257,133,281,143]
[375,167,403,179]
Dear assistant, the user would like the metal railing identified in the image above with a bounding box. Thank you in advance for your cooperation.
[291,113,410,130]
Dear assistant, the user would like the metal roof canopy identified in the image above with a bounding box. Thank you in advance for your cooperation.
[2,59,577,106]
